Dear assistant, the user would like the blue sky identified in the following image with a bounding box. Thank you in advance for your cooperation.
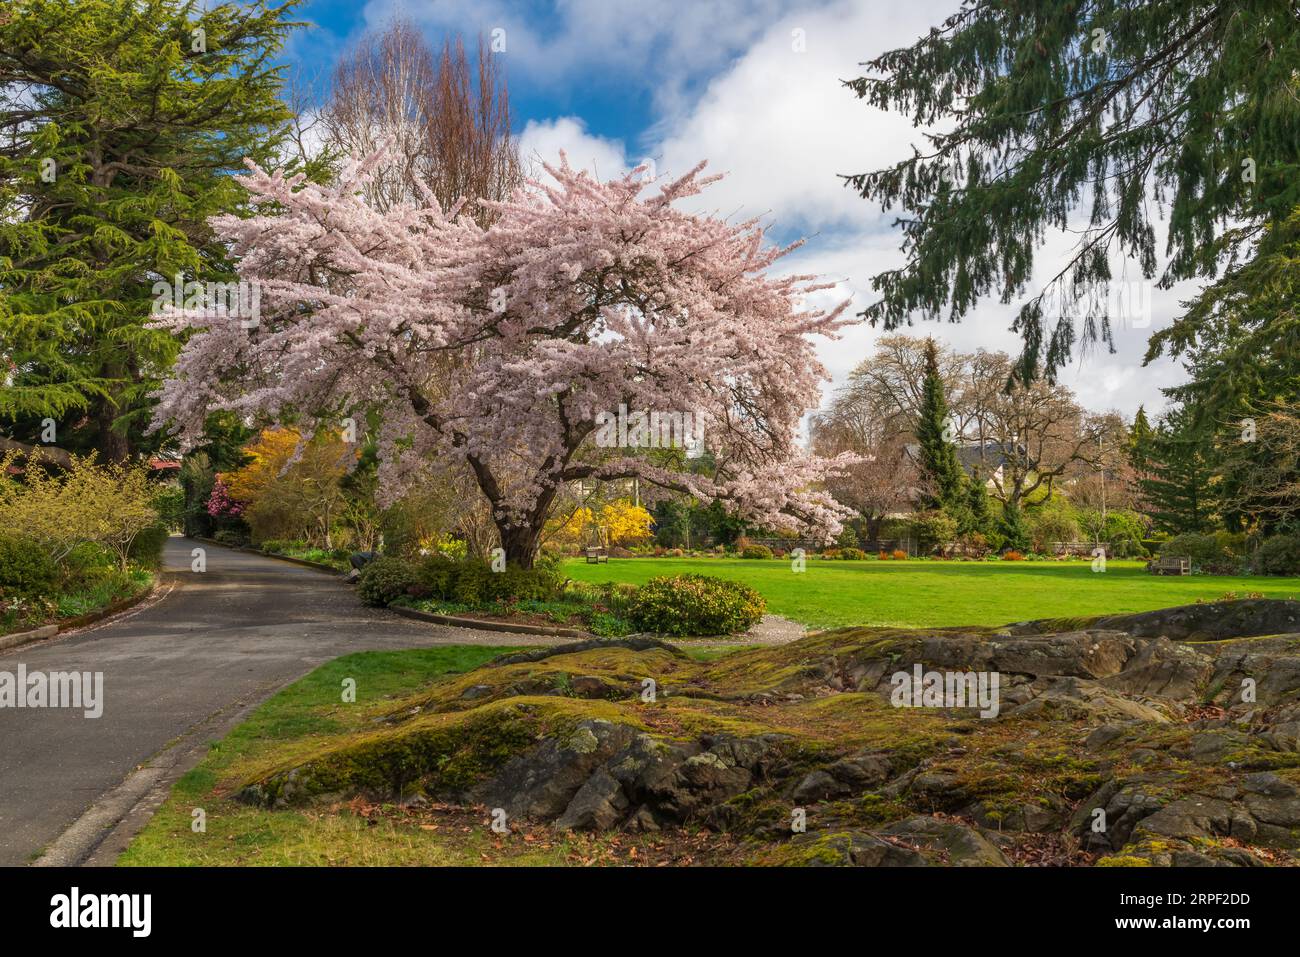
[277,0,1196,419]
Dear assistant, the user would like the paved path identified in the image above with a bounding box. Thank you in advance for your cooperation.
[0,537,525,866]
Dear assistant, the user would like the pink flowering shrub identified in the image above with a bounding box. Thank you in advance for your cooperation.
[206,477,244,518]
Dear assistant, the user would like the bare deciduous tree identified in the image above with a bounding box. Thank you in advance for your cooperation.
[811,396,923,540]
[964,352,1103,512]
[322,18,520,221]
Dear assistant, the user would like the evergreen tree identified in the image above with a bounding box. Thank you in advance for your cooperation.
[1129,406,1153,457]
[846,1,1300,384]
[0,0,303,460]
[915,338,966,514]
[961,466,992,537]
[998,499,1029,552]
[1133,404,1216,534]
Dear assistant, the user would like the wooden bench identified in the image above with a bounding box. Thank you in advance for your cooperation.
[1149,556,1190,575]
[584,547,608,564]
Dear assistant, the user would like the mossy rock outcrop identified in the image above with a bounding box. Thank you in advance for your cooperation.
[235,599,1300,866]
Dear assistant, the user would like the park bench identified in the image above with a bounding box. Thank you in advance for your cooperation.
[1149,555,1190,575]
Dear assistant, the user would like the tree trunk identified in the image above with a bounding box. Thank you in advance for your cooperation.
[499,524,542,569]
[93,394,131,463]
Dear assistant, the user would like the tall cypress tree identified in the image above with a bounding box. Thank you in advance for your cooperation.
[915,338,965,514]
[0,0,302,460]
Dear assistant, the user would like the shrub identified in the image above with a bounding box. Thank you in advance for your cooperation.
[258,539,302,554]
[497,564,563,601]
[912,510,958,550]
[413,556,561,604]
[741,544,773,559]
[1160,533,1229,571]
[820,547,842,559]
[212,528,249,547]
[1103,510,1150,558]
[839,547,867,560]
[1003,550,1025,561]
[1253,535,1300,576]
[60,541,116,590]
[357,557,418,606]
[958,532,990,558]
[415,555,460,599]
[1029,509,1079,553]
[628,574,766,636]
[0,450,157,568]
[891,549,908,561]
[835,526,859,549]
[1214,530,1248,558]
[127,523,170,569]
[0,533,58,598]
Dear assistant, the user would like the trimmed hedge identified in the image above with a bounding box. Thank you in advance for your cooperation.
[0,533,57,599]
[627,573,766,636]
[741,544,773,559]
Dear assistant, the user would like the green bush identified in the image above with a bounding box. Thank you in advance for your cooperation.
[1160,533,1230,571]
[1028,509,1079,553]
[839,547,867,560]
[357,557,419,607]
[128,523,170,569]
[1214,530,1247,558]
[0,533,58,598]
[1252,535,1300,576]
[627,574,766,636]
[415,554,460,598]
[741,544,773,559]
[60,541,116,590]
[413,555,562,604]
[259,539,304,555]
[1103,511,1150,558]
[212,528,249,547]
[912,510,958,550]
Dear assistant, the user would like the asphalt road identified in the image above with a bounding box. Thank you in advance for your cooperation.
[0,537,508,866]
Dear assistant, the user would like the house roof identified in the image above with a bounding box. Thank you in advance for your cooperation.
[957,441,1018,474]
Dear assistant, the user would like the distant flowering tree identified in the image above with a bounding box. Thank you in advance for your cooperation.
[152,152,857,566]
[205,477,244,519]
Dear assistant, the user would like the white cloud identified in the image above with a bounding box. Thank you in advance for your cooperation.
[645,0,1193,419]
[516,117,630,181]
[657,2,946,232]
[359,0,820,117]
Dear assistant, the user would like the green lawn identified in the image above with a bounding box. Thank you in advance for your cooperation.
[564,558,1300,630]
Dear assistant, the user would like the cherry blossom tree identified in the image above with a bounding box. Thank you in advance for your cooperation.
[151,152,857,566]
